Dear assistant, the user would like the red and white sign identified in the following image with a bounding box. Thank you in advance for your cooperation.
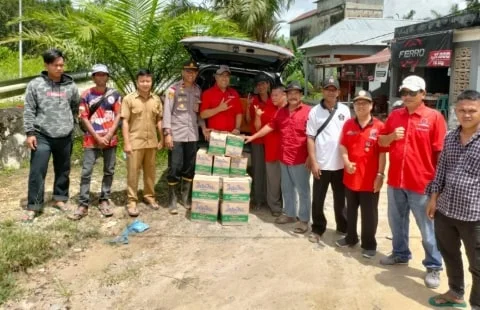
[427,50,452,67]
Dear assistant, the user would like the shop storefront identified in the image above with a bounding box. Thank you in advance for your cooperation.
[390,12,480,128]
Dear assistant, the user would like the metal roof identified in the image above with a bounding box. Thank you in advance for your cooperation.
[299,18,421,50]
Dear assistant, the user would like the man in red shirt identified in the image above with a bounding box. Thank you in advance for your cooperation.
[69,64,122,220]
[259,84,287,216]
[247,74,272,210]
[336,90,387,258]
[379,75,446,288]
[246,81,311,234]
[200,65,243,134]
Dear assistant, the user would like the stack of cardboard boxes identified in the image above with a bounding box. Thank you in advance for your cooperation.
[191,130,251,225]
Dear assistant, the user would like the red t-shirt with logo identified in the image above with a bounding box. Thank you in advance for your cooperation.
[249,95,272,144]
[261,101,280,162]
[200,84,242,132]
[340,117,388,192]
[381,104,447,194]
[79,88,121,148]
[269,103,311,165]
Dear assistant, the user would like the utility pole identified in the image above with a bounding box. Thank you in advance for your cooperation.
[19,0,23,78]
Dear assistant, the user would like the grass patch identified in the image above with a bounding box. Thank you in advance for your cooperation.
[0,217,103,305]
[0,48,44,82]
[0,220,55,304]
[0,100,24,109]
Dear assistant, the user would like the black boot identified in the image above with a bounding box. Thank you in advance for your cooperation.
[168,184,178,214]
[181,179,193,209]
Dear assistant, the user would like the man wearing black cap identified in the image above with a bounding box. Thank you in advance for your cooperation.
[200,65,243,134]
[336,90,387,258]
[247,73,272,210]
[246,81,311,234]
[163,60,208,214]
[306,77,350,243]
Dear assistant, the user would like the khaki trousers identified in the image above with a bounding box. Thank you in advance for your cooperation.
[127,148,156,204]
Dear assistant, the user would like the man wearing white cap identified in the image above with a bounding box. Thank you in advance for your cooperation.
[69,64,122,220]
[379,75,447,288]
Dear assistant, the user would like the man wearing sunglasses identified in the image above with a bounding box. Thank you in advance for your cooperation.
[378,75,447,289]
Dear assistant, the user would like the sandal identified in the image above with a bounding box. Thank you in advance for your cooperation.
[428,292,467,308]
[126,203,140,217]
[98,201,114,217]
[274,215,296,224]
[293,221,309,234]
[146,200,160,210]
[52,201,70,212]
[21,210,39,223]
[308,232,321,243]
[68,206,89,221]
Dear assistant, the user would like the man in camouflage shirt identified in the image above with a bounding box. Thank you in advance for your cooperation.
[23,48,80,221]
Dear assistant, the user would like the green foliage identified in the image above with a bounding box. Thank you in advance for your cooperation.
[211,0,294,42]
[281,39,303,80]
[7,0,246,94]
[0,46,43,81]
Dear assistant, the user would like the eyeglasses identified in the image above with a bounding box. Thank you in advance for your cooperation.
[400,89,420,97]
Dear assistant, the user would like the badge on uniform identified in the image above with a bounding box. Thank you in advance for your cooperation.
[338,114,345,121]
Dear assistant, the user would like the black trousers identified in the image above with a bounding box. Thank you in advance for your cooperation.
[27,132,72,211]
[167,141,197,184]
[344,188,379,250]
[311,169,347,235]
[435,211,480,307]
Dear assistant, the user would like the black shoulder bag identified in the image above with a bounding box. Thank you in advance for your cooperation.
[79,88,114,133]
[314,105,337,140]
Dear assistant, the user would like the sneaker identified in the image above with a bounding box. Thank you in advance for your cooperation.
[336,230,347,236]
[274,215,296,224]
[362,249,377,259]
[379,254,409,265]
[335,237,357,248]
[425,269,441,289]
[169,206,178,215]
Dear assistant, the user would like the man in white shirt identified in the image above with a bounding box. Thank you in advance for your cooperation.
[306,77,351,243]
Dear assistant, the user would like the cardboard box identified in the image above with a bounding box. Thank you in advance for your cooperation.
[191,200,219,222]
[225,134,245,157]
[192,175,221,201]
[208,131,228,155]
[222,177,251,202]
[229,156,248,177]
[213,156,231,177]
[220,201,249,225]
[195,148,213,176]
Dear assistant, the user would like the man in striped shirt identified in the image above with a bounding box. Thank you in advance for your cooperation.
[426,90,480,309]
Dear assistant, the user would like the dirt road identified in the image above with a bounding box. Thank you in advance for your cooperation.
[0,164,472,310]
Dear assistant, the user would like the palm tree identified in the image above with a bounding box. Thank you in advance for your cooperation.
[3,0,246,93]
[211,0,294,42]
[466,0,480,12]
[402,9,416,20]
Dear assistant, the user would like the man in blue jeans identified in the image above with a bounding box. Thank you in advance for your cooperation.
[245,81,311,234]
[379,75,446,288]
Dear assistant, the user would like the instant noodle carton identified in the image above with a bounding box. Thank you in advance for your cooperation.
[191,200,219,223]
[229,156,248,177]
[225,134,244,157]
[220,201,249,225]
[222,177,251,202]
[192,175,221,201]
[212,155,231,177]
[195,148,213,175]
[208,131,228,155]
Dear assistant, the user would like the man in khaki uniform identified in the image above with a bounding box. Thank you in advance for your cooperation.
[121,69,163,216]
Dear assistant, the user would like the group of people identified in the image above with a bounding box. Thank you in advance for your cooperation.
[22,48,479,309]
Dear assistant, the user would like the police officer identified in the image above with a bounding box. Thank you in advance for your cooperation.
[163,60,208,214]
